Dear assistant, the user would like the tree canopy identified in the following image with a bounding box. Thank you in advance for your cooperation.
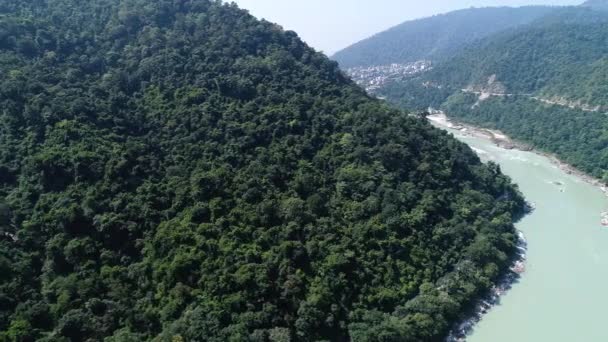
[332,6,556,68]
[0,0,524,341]
[374,7,608,181]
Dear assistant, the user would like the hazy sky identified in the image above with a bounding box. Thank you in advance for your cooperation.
[231,0,582,54]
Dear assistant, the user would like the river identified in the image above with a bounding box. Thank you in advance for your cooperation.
[436,123,608,342]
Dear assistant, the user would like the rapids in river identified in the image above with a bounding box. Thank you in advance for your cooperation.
[438,125,608,342]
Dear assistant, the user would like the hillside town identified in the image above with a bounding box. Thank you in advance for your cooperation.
[345,60,432,93]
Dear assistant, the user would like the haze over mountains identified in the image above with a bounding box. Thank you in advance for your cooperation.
[332,6,556,69]
[582,0,608,9]
[337,1,608,181]
[334,1,608,69]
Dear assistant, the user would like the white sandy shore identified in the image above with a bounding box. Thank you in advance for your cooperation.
[428,113,524,150]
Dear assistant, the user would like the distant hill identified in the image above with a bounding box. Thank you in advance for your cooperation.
[423,8,608,106]
[332,6,557,68]
[378,7,608,180]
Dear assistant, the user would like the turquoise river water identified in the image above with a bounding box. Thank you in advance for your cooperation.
[439,126,608,342]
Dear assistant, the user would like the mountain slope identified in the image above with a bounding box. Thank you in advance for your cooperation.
[427,8,608,106]
[332,6,557,68]
[378,7,608,179]
[0,0,524,341]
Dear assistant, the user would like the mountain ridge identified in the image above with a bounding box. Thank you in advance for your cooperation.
[374,7,608,180]
[582,0,608,10]
[332,6,558,68]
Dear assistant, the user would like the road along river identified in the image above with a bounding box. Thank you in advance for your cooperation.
[431,117,608,342]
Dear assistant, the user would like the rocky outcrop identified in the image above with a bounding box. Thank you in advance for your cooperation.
[465,74,508,96]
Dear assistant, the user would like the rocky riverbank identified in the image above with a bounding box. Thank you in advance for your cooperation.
[446,231,528,342]
[427,113,532,151]
[427,113,608,196]
[428,111,608,340]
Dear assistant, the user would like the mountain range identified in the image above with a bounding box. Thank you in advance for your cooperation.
[340,2,608,181]
[332,6,557,68]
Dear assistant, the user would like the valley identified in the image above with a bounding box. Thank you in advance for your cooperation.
[335,1,608,340]
[432,117,608,342]
[339,1,608,181]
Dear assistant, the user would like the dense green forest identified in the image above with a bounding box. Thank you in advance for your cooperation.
[421,8,608,107]
[332,6,556,68]
[372,5,608,182]
[441,94,608,180]
[380,81,453,113]
[0,0,526,341]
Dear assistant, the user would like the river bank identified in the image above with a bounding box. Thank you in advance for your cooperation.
[446,231,528,342]
[429,112,608,341]
[427,112,608,195]
[430,111,602,340]
[430,111,533,341]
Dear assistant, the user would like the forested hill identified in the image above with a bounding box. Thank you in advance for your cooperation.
[332,6,556,68]
[0,0,525,341]
[398,7,608,111]
[379,7,608,180]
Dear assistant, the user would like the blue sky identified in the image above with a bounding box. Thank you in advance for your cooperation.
[230,0,582,54]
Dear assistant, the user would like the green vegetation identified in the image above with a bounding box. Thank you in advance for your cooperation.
[380,81,453,112]
[375,7,608,181]
[0,0,525,341]
[424,8,608,107]
[442,94,608,180]
[332,6,556,68]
